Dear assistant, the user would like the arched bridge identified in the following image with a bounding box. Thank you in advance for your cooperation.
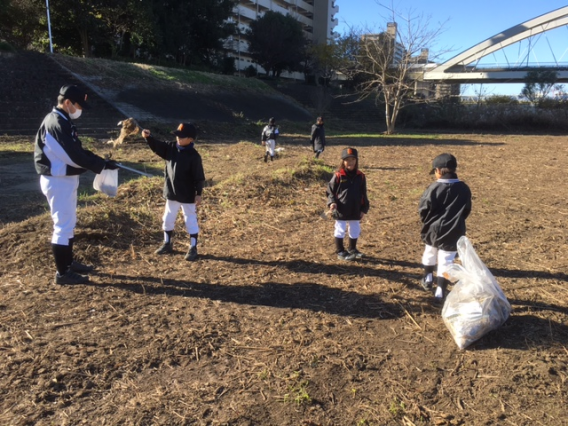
[423,6,568,84]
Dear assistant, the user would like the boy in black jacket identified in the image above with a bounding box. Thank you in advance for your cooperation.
[419,153,472,301]
[327,148,370,260]
[142,123,205,261]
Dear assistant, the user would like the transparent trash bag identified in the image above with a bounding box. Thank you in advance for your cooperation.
[93,169,118,197]
[442,236,511,349]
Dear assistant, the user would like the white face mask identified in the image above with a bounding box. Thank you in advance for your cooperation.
[67,104,82,120]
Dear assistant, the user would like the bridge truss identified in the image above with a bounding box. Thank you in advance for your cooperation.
[423,6,568,84]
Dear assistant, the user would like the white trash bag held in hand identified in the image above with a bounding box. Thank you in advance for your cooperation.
[93,169,118,197]
[442,236,511,349]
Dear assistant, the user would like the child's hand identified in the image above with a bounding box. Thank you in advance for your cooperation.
[261,140,266,146]
[195,195,202,206]
[329,203,337,211]
[141,129,151,138]
[360,212,366,219]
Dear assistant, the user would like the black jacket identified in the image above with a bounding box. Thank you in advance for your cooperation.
[261,125,279,141]
[327,169,370,220]
[418,174,472,251]
[146,136,205,203]
[34,108,106,176]
[310,124,325,152]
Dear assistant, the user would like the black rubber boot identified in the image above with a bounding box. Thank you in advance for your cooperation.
[185,233,199,261]
[52,244,89,284]
[264,153,268,162]
[434,276,450,300]
[335,237,345,253]
[347,238,363,260]
[52,243,71,275]
[420,265,435,291]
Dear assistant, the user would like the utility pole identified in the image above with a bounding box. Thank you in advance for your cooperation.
[45,0,54,53]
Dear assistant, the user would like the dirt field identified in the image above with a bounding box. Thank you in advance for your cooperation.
[0,131,567,426]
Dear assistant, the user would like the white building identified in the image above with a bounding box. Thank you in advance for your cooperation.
[226,0,339,76]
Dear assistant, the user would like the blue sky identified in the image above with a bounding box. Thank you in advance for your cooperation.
[335,0,568,96]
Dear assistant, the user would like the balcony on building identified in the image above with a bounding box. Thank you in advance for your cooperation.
[296,0,315,15]
[331,1,339,15]
[236,4,258,21]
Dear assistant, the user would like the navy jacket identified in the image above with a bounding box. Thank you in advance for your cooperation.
[34,108,106,176]
[327,169,370,220]
[419,174,472,251]
[310,124,325,152]
[146,136,205,203]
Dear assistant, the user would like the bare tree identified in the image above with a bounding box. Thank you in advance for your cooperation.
[347,4,449,134]
[521,69,559,106]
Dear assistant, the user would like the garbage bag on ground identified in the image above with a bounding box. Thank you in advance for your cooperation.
[442,236,511,349]
[93,169,118,197]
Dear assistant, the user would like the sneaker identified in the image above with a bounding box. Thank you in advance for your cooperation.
[70,261,94,273]
[55,270,90,285]
[420,276,433,291]
[348,249,364,259]
[337,251,350,261]
[155,242,173,255]
[185,246,198,261]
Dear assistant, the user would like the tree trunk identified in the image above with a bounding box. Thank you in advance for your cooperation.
[79,29,90,57]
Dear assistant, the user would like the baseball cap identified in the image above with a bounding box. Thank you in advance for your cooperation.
[430,153,457,174]
[59,85,91,109]
[341,147,358,159]
[172,122,197,139]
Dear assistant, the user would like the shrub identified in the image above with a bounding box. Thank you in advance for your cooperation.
[0,40,16,53]
[244,65,258,78]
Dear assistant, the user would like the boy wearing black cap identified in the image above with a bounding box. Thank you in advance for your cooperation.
[419,153,472,302]
[35,84,119,285]
[141,123,205,261]
[261,117,279,162]
[327,147,370,260]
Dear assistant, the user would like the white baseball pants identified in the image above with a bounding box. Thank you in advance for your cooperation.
[40,175,79,245]
[334,220,361,239]
[265,139,276,157]
[162,199,199,234]
[422,245,457,277]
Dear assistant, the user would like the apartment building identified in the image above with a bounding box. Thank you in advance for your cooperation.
[226,0,339,76]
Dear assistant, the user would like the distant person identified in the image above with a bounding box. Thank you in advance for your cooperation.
[141,123,205,261]
[34,84,119,285]
[261,117,279,162]
[419,153,472,303]
[310,116,326,159]
[326,148,370,260]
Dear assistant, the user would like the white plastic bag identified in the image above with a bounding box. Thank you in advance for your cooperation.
[442,236,511,349]
[93,169,118,197]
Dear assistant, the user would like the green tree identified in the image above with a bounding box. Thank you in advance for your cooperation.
[152,0,235,66]
[247,11,307,77]
[0,0,44,50]
[305,35,358,85]
[521,69,559,106]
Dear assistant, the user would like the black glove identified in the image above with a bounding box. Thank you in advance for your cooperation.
[105,160,119,170]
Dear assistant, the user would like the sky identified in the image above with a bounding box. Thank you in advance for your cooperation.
[334,0,568,96]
